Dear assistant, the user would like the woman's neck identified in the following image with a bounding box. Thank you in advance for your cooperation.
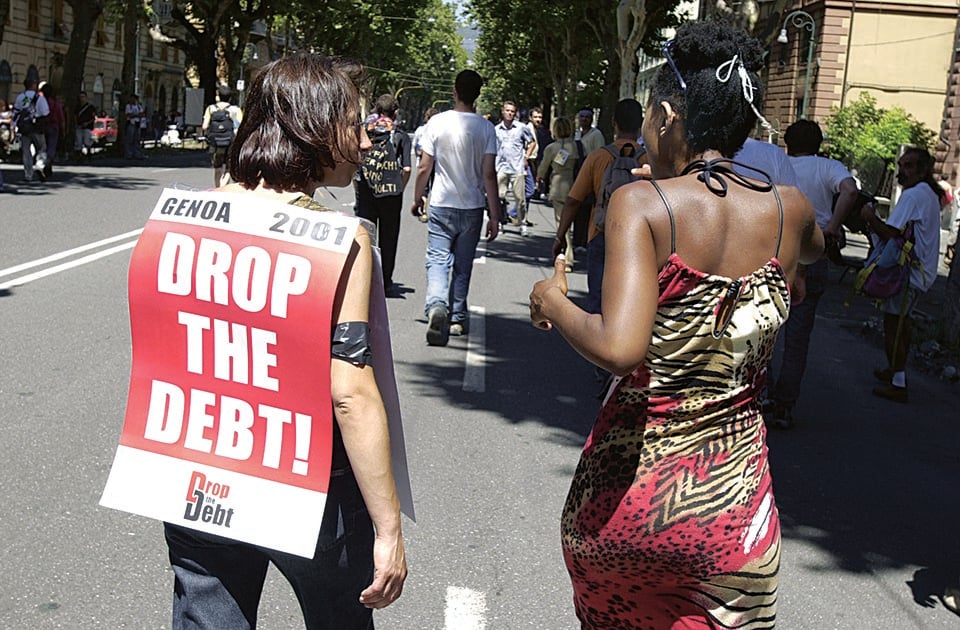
[219,181,316,201]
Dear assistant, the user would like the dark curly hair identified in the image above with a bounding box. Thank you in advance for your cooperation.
[229,53,364,191]
[650,20,765,157]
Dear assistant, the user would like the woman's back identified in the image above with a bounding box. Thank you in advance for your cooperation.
[631,173,811,282]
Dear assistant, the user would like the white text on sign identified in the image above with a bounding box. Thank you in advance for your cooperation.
[145,380,313,475]
[157,232,312,318]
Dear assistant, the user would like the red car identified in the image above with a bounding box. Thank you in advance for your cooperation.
[91,116,118,145]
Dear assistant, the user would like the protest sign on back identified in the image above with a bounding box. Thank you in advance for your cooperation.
[101,189,360,558]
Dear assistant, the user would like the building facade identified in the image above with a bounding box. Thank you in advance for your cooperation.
[0,0,186,118]
[760,0,957,179]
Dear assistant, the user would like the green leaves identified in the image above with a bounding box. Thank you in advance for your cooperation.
[824,92,936,171]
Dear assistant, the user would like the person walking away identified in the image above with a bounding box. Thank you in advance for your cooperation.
[355,93,411,298]
[494,100,535,235]
[860,147,943,402]
[13,78,49,183]
[39,83,63,179]
[164,53,407,628]
[124,94,146,159]
[765,120,859,428]
[530,21,823,627]
[537,116,577,270]
[552,98,645,315]
[74,91,96,162]
[411,107,438,223]
[201,85,243,186]
[410,70,500,345]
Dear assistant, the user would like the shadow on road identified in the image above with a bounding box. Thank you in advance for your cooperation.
[403,242,960,621]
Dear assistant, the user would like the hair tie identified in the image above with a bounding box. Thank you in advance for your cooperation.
[716,54,772,132]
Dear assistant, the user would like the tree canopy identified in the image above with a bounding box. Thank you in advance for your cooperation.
[823,92,936,192]
[468,0,682,135]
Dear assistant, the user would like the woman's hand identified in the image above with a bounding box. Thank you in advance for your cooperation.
[359,532,407,609]
[530,254,568,330]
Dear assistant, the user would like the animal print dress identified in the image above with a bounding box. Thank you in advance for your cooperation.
[562,175,788,629]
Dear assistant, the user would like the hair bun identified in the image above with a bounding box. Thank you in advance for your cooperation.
[671,21,764,74]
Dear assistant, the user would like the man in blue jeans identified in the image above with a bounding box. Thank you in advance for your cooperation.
[767,120,860,428]
[410,70,500,346]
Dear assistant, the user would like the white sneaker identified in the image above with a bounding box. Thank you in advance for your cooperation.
[520,225,529,237]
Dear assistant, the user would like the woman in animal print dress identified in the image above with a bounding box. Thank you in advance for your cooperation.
[530,21,823,629]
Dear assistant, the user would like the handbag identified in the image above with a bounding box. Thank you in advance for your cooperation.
[852,221,916,299]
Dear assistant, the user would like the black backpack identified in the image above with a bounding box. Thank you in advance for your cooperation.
[206,106,235,148]
[593,143,644,229]
[15,94,40,135]
[360,126,403,198]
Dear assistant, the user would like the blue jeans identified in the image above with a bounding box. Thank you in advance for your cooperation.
[21,131,45,179]
[164,471,375,630]
[770,258,829,408]
[425,205,484,325]
[586,232,605,314]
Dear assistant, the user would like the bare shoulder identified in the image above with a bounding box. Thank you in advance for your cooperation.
[608,179,667,227]
[775,184,816,223]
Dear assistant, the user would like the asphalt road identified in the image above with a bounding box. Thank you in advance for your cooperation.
[0,150,958,629]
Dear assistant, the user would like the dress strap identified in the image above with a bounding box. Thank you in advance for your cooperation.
[771,183,784,258]
[649,179,677,254]
[680,158,773,197]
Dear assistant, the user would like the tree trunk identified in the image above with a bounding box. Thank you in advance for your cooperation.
[616,0,647,100]
[599,55,621,140]
[61,0,104,150]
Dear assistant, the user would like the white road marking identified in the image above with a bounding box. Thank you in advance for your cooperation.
[462,306,486,393]
[0,238,140,290]
[444,585,486,630]
[475,238,487,264]
[151,168,176,173]
[0,229,143,279]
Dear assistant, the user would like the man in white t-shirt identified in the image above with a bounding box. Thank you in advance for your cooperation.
[860,147,942,403]
[410,70,500,346]
[766,120,860,428]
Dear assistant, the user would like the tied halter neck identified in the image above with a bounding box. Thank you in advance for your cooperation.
[680,158,773,197]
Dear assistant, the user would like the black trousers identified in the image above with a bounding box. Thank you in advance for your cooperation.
[355,186,403,287]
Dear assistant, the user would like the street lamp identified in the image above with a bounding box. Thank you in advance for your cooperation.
[777,10,817,120]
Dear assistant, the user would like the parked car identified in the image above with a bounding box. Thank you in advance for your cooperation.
[91,117,118,145]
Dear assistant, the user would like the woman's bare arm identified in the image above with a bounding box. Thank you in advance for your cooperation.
[531,185,659,376]
[330,227,406,608]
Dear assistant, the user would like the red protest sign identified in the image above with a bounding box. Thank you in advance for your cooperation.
[101,190,358,557]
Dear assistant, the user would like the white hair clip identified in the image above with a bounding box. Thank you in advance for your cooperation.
[716,54,772,131]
